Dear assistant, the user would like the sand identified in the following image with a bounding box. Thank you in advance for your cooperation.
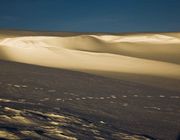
[0,60,180,140]
[0,31,180,91]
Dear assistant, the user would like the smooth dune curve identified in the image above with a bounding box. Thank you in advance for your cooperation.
[0,32,180,91]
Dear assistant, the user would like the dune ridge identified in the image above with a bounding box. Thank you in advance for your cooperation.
[0,32,180,91]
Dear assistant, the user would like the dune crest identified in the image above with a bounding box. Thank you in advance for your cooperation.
[0,32,180,91]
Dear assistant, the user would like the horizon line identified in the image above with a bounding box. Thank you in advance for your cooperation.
[0,27,180,35]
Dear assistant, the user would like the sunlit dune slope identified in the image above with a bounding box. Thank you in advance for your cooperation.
[0,31,180,91]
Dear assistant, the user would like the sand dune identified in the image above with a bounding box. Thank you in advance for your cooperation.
[0,31,180,91]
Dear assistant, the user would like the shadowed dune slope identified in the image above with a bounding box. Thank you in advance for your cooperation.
[0,31,180,91]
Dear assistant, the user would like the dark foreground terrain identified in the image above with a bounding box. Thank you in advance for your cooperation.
[0,60,179,140]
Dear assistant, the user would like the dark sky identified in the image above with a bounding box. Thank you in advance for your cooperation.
[0,0,180,32]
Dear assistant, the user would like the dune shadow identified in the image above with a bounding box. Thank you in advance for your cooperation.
[83,69,180,92]
[177,133,180,140]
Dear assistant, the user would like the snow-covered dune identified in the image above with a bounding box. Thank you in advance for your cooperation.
[0,32,180,91]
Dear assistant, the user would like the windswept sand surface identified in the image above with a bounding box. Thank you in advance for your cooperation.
[0,31,180,91]
[0,60,180,140]
[0,31,180,139]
